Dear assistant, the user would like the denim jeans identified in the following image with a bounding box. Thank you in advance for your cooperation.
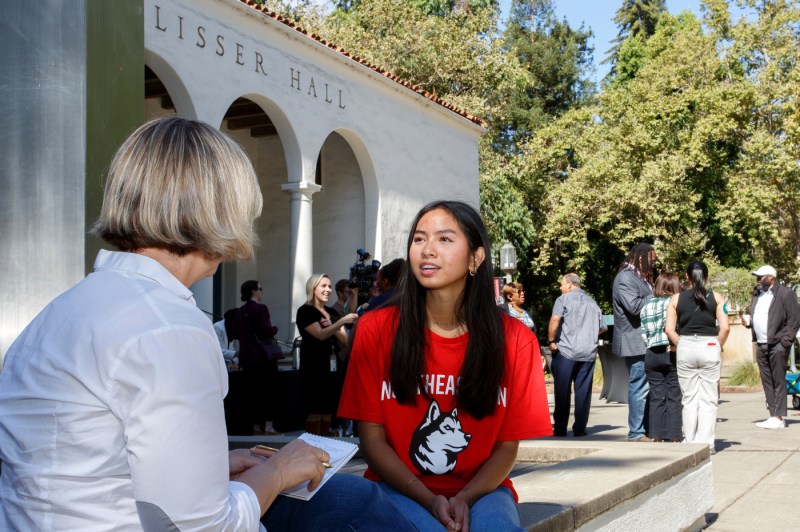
[262,474,417,531]
[625,355,650,440]
[376,482,523,531]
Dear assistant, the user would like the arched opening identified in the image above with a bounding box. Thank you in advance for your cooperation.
[312,132,367,287]
[144,66,178,119]
[217,97,290,335]
[144,69,293,332]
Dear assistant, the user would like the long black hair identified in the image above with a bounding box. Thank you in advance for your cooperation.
[618,243,656,284]
[686,260,709,307]
[388,200,505,420]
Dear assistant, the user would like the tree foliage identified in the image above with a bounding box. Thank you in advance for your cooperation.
[320,0,527,122]
[497,0,594,149]
[519,1,800,312]
[605,0,667,70]
[274,0,799,314]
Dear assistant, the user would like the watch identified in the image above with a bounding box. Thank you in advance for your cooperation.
[548,339,555,343]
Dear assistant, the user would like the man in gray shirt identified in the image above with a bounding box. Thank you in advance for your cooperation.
[548,273,607,437]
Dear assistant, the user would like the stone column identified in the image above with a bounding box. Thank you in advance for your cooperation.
[282,181,322,337]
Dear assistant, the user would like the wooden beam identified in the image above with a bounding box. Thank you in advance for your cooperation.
[250,124,278,138]
[224,102,268,120]
[144,78,168,98]
[227,115,270,130]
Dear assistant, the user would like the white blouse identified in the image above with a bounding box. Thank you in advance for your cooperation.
[0,250,262,531]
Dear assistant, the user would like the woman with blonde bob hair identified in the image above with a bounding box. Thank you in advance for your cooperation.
[93,115,262,261]
[0,117,414,531]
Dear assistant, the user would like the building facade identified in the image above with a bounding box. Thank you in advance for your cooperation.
[0,0,483,362]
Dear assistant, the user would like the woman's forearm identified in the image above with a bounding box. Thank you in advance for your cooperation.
[304,322,338,342]
[358,422,436,511]
[454,440,518,507]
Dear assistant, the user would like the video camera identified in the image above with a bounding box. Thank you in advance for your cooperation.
[348,249,381,306]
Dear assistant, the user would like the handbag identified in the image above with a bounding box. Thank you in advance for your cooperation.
[255,335,285,361]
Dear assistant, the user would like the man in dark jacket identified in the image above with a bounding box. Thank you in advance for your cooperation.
[612,243,657,442]
[744,265,800,429]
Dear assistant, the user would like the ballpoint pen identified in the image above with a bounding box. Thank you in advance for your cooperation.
[251,444,331,468]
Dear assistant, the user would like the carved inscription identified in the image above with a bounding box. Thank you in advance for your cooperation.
[290,68,345,109]
[153,4,347,110]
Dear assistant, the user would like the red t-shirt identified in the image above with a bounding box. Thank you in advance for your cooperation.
[338,307,552,500]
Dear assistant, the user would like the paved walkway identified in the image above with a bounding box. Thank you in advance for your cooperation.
[560,390,800,531]
[238,388,800,530]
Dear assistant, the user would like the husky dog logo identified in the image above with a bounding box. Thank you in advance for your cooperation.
[409,399,471,474]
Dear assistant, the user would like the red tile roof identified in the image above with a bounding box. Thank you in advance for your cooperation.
[238,0,486,128]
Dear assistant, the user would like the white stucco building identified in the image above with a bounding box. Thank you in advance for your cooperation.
[0,0,483,361]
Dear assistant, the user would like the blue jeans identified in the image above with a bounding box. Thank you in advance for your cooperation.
[262,474,417,531]
[625,355,650,440]
[377,482,522,531]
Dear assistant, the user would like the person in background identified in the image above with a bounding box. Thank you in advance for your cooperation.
[501,282,537,334]
[743,265,800,429]
[236,280,281,436]
[665,261,729,453]
[297,274,358,436]
[612,243,657,442]
[363,258,405,313]
[0,116,414,531]
[640,273,683,442]
[213,307,239,369]
[331,278,351,317]
[339,200,552,531]
[547,273,607,437]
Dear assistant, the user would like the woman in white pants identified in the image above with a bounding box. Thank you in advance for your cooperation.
[665,261,729,453]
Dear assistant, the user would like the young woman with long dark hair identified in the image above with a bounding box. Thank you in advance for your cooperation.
[665,261,729,453]
[339,200,552,531]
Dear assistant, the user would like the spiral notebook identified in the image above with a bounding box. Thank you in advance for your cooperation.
[279,432,359,500]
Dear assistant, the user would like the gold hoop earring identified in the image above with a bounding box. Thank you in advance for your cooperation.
[469,268,476,277]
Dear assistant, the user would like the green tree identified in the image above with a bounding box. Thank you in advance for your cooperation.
[413,0,498,16]
[333,0,498,16]
[320,0,527,124]
[518,11,734,308]
[514,1,800,311]
[717,0,800,277]
[255,0,328,30]
[498,0,594,149]
[605,0,667,70]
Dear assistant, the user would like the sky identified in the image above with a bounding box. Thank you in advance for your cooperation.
[498,0,705,83]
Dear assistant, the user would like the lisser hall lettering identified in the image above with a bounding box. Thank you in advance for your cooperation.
[153,4,347,110]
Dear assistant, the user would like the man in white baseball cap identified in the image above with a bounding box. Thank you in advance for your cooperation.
[752,265,777,278]
[742,265,800,429]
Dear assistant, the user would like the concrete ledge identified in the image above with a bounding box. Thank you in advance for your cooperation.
[515,440,711,531]
[229,436,712,531]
